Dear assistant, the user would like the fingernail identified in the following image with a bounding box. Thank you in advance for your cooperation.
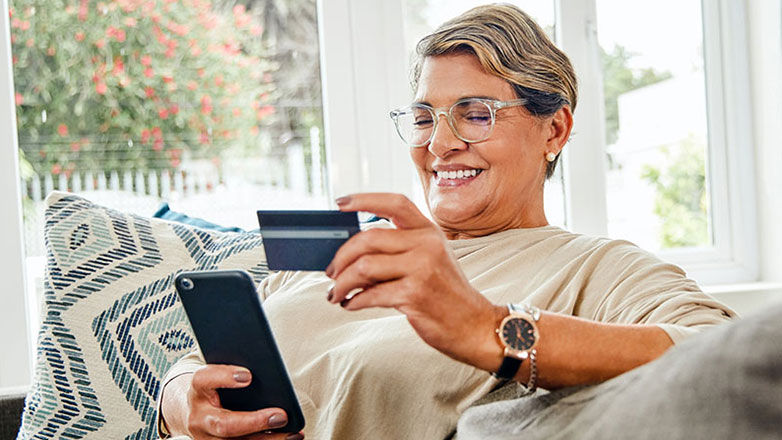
[286,434,304,440]
[327,288,334,302]
[335,196,351,206]
[233,370,251,383]
[340,298,350,308]
[325,263,334,278]
[268,413,288,428]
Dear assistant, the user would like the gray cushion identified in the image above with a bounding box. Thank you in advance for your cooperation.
[1,393,25,440]
[457,303,782,439]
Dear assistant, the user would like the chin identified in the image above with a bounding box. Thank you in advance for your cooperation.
[428,197,478,227]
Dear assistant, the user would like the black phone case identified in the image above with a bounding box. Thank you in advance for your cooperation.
[174,270,305,433]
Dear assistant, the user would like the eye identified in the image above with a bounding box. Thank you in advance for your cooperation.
[412,108,434,127]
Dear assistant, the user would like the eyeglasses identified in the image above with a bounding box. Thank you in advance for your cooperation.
[389,97,528,147]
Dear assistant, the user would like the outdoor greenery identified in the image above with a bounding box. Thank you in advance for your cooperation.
[10,0,281,177]
[641,136,709,248]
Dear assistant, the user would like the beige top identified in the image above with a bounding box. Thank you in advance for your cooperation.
[158,225,735,439]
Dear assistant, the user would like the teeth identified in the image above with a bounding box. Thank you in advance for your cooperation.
[436,169,480,180]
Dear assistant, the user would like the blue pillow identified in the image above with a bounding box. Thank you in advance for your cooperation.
[152,202,247,233]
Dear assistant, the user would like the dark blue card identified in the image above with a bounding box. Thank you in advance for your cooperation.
[257,210,360,271]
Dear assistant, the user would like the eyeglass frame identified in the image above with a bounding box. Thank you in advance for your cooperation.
[389,97,529,147]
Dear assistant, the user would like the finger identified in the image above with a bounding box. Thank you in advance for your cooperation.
[240,432,304,440]
[339,279,406,311]
[327,228,425,279]
[329,253,408,304]
[191,364,252,400]
[335,193,432,230]
[240,431,305,440]
[201,407,290,438]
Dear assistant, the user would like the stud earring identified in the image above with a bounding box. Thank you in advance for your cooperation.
[545,152,556,162]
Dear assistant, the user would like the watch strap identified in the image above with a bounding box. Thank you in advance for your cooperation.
[492,355,522,380]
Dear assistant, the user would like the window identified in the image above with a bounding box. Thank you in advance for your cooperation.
[0,0,759,388]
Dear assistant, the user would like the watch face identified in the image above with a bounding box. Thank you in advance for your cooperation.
[501,317,536,351]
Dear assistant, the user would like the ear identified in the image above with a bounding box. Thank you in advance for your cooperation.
[546,106,573,154]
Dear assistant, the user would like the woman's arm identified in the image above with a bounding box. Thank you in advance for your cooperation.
[327,193,673,389]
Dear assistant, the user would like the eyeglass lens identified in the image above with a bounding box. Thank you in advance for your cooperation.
[394,99,494,146]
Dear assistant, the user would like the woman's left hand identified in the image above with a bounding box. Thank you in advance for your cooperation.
[325,193,505,372]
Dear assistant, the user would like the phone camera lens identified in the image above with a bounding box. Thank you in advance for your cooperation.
[180,278,194,290]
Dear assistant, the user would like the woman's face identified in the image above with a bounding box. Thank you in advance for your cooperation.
[411,53,565,238]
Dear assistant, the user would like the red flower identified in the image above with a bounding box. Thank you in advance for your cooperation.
[250,126,259,136]
[12,55,18,64]
[214,75,224,87]
[57,124,69,137]
[52,163,62,175]
[25,38,34,48]
[199,131,210,145]
[70,142,81,152]
[158,108,169,119]
[250,25,262,36]
[95,39,105,49]
[74,31,85,42]
[170,104,180,115]
[47,47,56,56]
[152,126,162,138]
[200,95,212,115]
[141,129,150,144]
[124,17,137,27]
[14,93,23,106]
[141,55,152,66]
[232,108,241,117]
[145,87,155,98]
[187,81,198,91]
[153,138,164,151]
[163,75,173,83]
[96,82,107,94]
[20,20,30,31]
[115,29,126,42]
[144,67,154,78]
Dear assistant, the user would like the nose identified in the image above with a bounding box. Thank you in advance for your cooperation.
[427,111,467,158]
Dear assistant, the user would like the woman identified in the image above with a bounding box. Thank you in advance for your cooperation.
[158,4,734,439]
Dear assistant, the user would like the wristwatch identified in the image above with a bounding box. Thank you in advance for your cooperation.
[492,303,540,381]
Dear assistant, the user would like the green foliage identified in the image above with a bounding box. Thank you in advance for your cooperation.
[641,136,709,248]
[10,0,275,176]
[602,45,672,145]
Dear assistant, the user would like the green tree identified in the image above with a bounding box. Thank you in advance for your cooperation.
[10,0,275,177]
[641,135,709,248]
[602,44,672,145]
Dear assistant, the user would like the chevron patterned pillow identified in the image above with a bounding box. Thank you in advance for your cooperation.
[18,192,269,440]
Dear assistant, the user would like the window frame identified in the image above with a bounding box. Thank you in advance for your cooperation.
[554,0,757,285]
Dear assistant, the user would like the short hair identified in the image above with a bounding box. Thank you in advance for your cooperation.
[412,3,578,179]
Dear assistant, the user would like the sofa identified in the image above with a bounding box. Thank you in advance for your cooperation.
[4,192,781,440]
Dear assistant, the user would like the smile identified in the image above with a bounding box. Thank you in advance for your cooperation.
[435,169,482,180]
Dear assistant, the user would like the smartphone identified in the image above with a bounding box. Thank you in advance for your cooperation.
[174,270,305,433]
[257,210,360,271]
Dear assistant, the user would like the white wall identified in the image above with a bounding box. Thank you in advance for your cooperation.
[747,0,782,284]
[0,0,33,388]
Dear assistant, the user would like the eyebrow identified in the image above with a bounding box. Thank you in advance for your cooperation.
[413,95,501,106]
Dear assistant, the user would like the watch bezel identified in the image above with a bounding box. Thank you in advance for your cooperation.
[497,313,539,359]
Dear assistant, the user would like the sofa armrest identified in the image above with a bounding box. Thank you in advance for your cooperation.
[0,388,26,440]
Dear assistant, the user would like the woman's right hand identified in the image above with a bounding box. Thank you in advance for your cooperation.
[161,364,303,440]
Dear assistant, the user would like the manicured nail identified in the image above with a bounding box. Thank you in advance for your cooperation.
[286,434,304,440]
[325,263,334,278]
[340,298,350,308]
[335,196,351,206]
[327,288,334,302]
[233,370,251,383]
[268,413,288,428]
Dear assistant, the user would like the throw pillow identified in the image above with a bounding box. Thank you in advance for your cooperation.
[18,192,268,440]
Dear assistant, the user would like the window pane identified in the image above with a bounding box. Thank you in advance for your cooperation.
[401,0,565,226]
[11,0,325,326]
[597,0,711,251]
